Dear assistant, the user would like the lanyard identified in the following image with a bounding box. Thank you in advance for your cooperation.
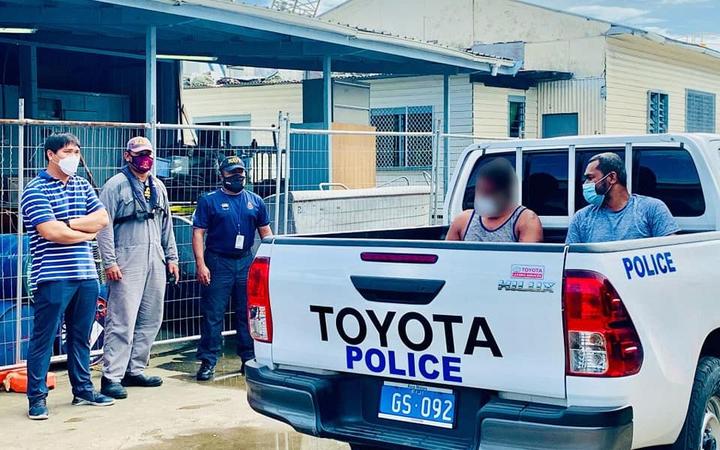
[222,188,245,234]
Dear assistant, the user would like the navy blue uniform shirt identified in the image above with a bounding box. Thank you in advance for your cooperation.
[192,189,269,255]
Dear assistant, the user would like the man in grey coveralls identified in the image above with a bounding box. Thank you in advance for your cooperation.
[96,136,180,399]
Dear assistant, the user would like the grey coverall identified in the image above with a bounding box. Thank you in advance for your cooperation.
[97,172,178,382]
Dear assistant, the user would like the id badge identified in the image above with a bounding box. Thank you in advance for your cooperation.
[235,234,245,250]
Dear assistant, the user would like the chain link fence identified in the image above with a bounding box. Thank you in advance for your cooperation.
[0,114,280,370]
[280,124,434,234]
[152,123,280,344]
[0,108,507,371]
[370,106,434,169]
[1,118,147,369]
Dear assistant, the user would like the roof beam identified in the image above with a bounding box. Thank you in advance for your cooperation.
[0,4,186,27]
[213,55,455,75]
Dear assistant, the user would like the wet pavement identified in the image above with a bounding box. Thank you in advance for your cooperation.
[136,428,348,450]
[1,341,349,450]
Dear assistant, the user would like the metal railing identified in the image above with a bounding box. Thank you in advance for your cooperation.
[0,107,282,369]
[1,103,512,370]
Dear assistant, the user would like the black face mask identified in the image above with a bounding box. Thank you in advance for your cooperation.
[222,174,245,193]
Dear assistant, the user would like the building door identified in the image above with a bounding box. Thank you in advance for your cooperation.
[542,113,579,138]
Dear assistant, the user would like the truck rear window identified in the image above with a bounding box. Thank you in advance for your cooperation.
[575,148,705,217]
[523,151,568,216]
[465,146,705,218]
[633,148,705,217]
[463,151,570,216]
[462,154,516,209]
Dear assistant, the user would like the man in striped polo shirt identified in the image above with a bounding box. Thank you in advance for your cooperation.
[21,133,114,420]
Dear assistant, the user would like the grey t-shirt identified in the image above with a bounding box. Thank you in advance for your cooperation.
[566,194,680,244]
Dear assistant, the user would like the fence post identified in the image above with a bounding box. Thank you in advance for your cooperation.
[282,113,291,234]
[273,112,283,235]
[15,98,25,365]
[149,106,157,174]
[431,120,442,225]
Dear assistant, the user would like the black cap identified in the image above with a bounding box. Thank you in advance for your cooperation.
[219,155,245,173]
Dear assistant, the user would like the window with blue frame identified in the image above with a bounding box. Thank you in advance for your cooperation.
[370,106,433,168]
[647,91,669,134]
[686,89,716,133]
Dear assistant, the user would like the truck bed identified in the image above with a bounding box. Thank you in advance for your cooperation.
[295,224,569,243]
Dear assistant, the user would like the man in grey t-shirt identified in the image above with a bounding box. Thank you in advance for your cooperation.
[566,152,679,244]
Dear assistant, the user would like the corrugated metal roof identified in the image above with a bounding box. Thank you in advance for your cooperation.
[94,0,520,74]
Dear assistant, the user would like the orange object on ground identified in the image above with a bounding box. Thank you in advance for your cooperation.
[0,368,20,385]
[0,369,55,393]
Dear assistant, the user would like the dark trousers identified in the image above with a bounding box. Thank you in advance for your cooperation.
[196,251,254,366]
[27,279,98,403]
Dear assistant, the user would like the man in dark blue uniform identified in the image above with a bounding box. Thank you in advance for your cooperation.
[192,155,273,381]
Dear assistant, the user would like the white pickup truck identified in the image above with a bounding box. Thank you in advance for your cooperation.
[244,134,720,450]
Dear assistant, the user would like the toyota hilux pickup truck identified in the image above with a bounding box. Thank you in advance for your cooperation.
[244,134,720,450]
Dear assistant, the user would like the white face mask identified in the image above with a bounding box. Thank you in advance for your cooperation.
[474,195,502,217]
[54,155,80,176]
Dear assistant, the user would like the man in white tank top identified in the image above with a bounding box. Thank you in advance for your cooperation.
[446,158,543,243]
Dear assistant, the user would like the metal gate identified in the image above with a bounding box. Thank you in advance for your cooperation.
[0,107,508,371]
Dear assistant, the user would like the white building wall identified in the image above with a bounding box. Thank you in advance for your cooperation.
[524,36,606,77]
[368,75,442,192]
[537,77,606,136]
[323,0,609,77]
[472,84,538,139]
[446,75,475,189]
[526,87,539,139]
[182,83,303,146]
[323,0,608,49]
[367,75,474,208]
[605,35,720,135]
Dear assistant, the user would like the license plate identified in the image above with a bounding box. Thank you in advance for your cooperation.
[377,382,455,428]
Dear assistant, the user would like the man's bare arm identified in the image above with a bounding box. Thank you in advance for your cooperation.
[36,221,97,245]
[192,228,206,268]
[193,228,211,286]
[68,208,109,233]
[446,210,472,241]
[258,225,273,240]
[516,209,544,243]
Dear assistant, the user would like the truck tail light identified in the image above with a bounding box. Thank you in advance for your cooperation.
[563,270,642,377]
[247,256,272,343]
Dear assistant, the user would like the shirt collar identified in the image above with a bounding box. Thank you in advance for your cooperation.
[39,170,74,185]
[38,170,55,181]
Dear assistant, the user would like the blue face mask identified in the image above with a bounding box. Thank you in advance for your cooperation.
[582,173,612,206]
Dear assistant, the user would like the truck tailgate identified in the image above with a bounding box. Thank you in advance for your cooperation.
[268,240,567,399]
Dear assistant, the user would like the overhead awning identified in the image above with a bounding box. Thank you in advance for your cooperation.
[0,0,521,76]
[471,70,574,89]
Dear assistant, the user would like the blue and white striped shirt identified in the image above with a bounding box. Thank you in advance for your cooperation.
[21,171,104,289]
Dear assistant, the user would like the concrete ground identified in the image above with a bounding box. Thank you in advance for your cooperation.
[1,343,348,450]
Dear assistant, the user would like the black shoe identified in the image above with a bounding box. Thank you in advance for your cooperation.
[196,360,215,381]
[121,373,163,388]
[28,398,49,420]
[101,376,128,399]
[71,390,115,407]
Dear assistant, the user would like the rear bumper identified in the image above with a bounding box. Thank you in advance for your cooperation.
[245,362,633,450]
